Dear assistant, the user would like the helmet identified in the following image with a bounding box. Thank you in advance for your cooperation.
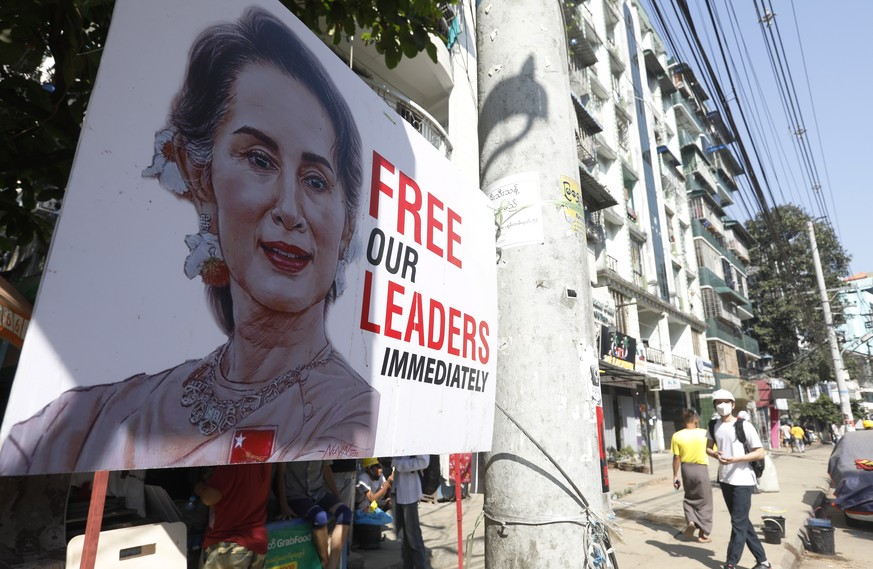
[362,457,380,468]
[711,389,735,402]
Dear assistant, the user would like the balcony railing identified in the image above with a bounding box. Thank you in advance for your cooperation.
[577,133,597,168]
[685,159,718,194]
[606,254,619,272]
[632,270,645,289]
[672,354,690,371]
[585,209,604,243]
[661,167,682,198]
[647,346,667,365]
[364,78,453,159]
[690,197,725,237]
[728,239,750,262]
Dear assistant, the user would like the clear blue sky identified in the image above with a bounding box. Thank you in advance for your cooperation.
[647,0,872,274]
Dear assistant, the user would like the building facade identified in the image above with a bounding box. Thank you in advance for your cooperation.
[838,272,873,417]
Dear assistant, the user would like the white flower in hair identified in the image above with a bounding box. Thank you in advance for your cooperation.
[142,127,188,195]
[184,232,224,280]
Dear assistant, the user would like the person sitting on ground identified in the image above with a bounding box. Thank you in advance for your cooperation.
[671,409,713,543]
[277,461,351,569]
[356,458,393,512]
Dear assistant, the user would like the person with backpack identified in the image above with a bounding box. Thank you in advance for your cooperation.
[392,455,432,569]
[706,389,770,569]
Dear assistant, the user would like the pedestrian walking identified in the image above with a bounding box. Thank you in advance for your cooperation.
[671,409,713,542]
[706,389,771,569]
[789,424,805,453]
[779,422,791,449]
[393,455,432,569]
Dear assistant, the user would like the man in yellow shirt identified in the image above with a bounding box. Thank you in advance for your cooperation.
[671,408,712,542]
[789,424,805,453]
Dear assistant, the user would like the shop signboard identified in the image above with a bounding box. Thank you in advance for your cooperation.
[691,356,715,386]
[599,326,637,371]
[0,0,497,475]
[591,287,616,329]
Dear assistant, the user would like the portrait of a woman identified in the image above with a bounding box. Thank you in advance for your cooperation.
[0,7,379,474]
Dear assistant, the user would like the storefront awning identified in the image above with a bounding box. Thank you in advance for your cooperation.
[599,359,647,385]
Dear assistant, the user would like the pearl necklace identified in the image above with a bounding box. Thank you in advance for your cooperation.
[180,343,332,436]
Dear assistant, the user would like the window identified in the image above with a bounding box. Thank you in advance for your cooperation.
[692,331,702,357]
[630,239,645,288]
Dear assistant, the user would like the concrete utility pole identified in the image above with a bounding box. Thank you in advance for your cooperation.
[808,220,854,429]
[477,2,604,567]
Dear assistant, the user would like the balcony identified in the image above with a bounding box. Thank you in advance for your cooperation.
[661,166,683,198]
[585,208,605,243]
[577,133,597,168]
[572,93,603,136]
[691,219,747,270]
[684,158,718,195]
[727,239,750,263]
[672,354,690,371]
[671,95,706,135]
[632,269,645,289]
[567,14,598,69]
[690,197,725,237]
[647,346,667,365]
[364,78,453,158]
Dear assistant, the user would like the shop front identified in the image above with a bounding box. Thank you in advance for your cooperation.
[599,327,651,456]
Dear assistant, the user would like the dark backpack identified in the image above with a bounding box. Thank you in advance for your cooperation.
[418,454,441,496]
[708,418,766,478]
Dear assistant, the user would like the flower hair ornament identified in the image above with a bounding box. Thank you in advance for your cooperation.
[143,126,230,287]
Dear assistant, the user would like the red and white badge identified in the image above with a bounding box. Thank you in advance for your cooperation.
[228,428,276,464]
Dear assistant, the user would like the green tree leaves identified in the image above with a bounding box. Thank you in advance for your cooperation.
[746,205,851,387]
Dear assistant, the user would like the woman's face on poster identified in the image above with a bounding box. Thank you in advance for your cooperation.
[209,63,351,314]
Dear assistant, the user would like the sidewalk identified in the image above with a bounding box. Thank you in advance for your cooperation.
[610,444,832,569]
[354,444,834,569]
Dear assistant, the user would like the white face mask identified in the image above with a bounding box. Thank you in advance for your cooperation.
[716,402,734,417]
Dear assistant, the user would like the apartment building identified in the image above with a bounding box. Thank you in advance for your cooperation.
[668,59,762,418]
[566,0,712,455]
[837,272,873,416]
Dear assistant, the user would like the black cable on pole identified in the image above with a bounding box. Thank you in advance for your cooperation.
[674,0,788,262]
[753,0,819,216]
[758,0,830,220]
[788,1,843,243]
[723,0,809,213]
